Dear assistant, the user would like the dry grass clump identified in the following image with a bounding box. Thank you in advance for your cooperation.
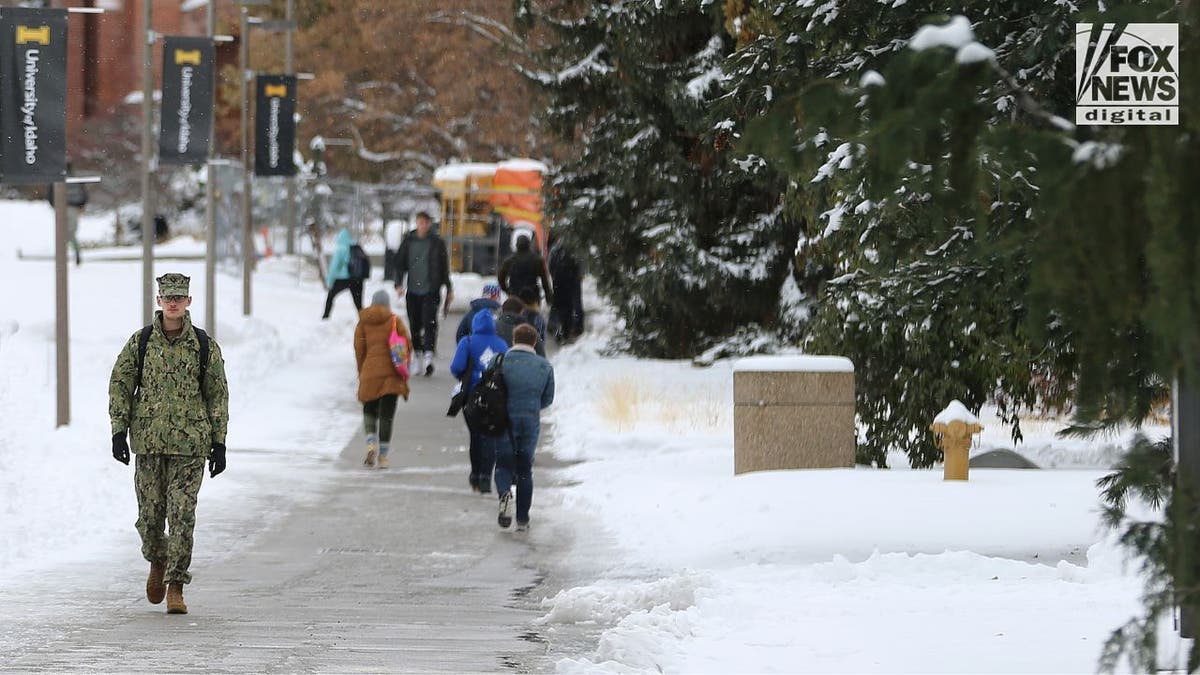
[596,376,729,434]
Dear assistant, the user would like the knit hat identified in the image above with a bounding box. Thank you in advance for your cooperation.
[481,282,502,301]
[370,290,390,307]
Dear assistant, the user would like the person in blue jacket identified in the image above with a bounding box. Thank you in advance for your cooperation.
[455,282,502,342]
[494,323,555,531]
[322,227,363,319]
[449,310,509,494]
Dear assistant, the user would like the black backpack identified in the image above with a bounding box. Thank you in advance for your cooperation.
[136,325,211,404]
[348,244,371,280]
[464,352,510,437]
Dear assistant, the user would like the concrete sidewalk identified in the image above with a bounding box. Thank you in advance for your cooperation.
[0,312,558,673]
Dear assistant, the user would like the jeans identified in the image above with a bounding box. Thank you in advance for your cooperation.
[405,292,441,352]
[494,414,539,523]
[466,416,496,491]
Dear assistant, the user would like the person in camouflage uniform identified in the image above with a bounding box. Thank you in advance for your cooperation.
[107,273,229,615]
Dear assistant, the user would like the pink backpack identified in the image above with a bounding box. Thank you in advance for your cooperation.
[388,316,411,380]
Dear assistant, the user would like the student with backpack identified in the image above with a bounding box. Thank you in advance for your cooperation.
[107,273,230,615]
[322,227,365,319]
[448,310,508,494]
[491,324,554,531]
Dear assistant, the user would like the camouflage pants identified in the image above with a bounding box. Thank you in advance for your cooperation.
[134,454,205,585]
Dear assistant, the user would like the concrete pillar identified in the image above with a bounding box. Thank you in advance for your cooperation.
[733,355,856,474]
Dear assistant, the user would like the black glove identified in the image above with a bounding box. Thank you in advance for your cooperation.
[208,443,226,478]
[112,432,130,465]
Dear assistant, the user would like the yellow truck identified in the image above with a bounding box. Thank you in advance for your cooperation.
[432,159,547,274]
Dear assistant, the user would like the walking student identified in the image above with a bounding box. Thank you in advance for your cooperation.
[449,310,508,493]
[494,324,554,531]
[393,212,453,376]
[455,282,502,342]
[548,233,584,342]
[355,290,412,469]
[107,273,229,615]
[498,233,553,309]
[494,297,527,348]
[323,227,364,319]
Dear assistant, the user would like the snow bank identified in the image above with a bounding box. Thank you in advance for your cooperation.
[539,310,1157,672]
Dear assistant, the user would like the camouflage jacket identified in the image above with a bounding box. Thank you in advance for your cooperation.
[108,311,229,457]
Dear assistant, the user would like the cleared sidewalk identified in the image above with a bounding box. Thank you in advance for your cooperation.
[0,313,553,673]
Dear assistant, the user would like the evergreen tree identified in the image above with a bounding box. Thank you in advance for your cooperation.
[515,0,801,357]
[727,0,1080,466]
[738,0,1197,667]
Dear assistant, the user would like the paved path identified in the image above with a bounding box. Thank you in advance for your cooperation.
[0,310,573,673]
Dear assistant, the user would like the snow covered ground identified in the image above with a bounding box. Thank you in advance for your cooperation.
[0,197,1184,672]
[534,313,1182,673]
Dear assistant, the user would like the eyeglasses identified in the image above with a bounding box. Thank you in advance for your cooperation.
[161,295,188,304]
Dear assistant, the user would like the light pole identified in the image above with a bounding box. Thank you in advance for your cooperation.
[239,9,256,316]
[284,0,297,255]
[239,1,295,317]
[205,3,221,335]
[140,0,155,323]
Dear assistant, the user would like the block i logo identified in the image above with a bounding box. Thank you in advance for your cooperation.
[1076,23,1179,126]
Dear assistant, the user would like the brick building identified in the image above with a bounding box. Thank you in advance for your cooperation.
[62,0,235,144]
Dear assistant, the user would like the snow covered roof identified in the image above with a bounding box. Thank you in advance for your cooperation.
[733,355,855,373]
[432,163,498,183]
[496,158,548,173]
[181,0,209,11]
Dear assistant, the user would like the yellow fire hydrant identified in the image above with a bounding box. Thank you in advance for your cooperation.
[931,400,983,481]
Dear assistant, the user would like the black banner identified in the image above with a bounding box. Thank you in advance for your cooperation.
[0,8,67,185]
[159,36,214,166]
[254,74,296,176]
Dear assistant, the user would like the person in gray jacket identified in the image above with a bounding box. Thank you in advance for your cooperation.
[495,324,555,530]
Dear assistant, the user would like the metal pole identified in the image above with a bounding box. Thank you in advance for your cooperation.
[284,0,296,255]
[54,182,70,427]
[204,0,217,335]
[140,0,155,324]
[240,9,253,316]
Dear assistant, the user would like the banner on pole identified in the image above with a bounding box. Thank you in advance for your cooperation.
[159,36,214,165]
[254,74,296,176]
[0,7,68,185]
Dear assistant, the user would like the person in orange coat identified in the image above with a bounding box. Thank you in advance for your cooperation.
[355,290,411,469]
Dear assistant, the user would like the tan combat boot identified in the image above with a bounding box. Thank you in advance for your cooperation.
[146,561,166,604]
[166,583,188,614]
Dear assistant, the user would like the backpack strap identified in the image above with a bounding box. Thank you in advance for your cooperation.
[134,324,210,404]
[134,324,153,396]
[194,327,211,405]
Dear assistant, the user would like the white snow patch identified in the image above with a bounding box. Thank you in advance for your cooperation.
[934,399,982,426]
[956,42,996,64]
[910,16,975,51]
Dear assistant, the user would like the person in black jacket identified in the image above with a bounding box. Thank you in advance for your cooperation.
[547,233,584,343]
[498,234,553,309]
[392,212,454,376]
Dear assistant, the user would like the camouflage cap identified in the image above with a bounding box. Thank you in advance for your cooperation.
[156,273,191,297]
